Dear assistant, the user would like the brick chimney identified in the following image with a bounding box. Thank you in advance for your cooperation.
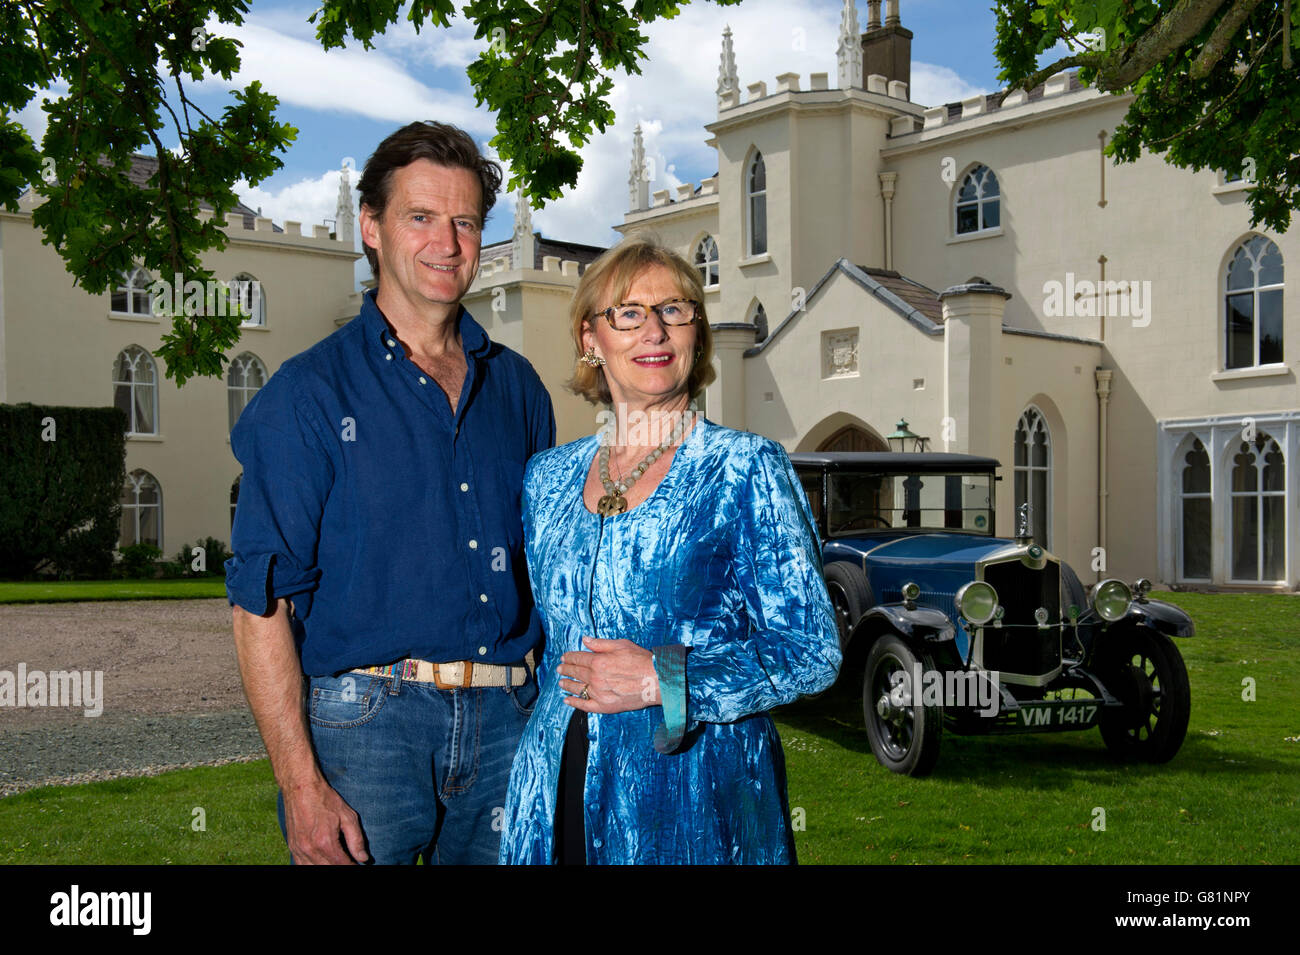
[861,0,911,92]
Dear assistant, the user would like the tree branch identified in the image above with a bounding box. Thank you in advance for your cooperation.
[1145,22,1279,148]
[1096,0,1230,90]
[997,53,1096,104]
[1190,0,1267,79]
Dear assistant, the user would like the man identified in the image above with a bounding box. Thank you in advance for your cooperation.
[226,121,554,865]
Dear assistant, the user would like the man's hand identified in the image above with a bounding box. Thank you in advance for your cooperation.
[558,637,660,714]
[282,777,370,865]
[232,600,370,865]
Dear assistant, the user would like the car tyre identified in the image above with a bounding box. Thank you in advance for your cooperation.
[1097,629,1190,763]
[824,562,871,651]
[863,633,942,777]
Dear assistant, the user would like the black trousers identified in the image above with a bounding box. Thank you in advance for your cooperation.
[553,710,588,865]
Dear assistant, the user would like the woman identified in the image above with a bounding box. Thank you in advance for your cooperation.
[499,238,840,864]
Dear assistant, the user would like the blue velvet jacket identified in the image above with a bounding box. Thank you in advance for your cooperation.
[500,419,841,864]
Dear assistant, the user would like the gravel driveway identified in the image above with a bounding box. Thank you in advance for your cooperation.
[0,600,266,796]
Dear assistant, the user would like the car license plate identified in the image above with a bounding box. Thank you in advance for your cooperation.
[1016,701,1101,730]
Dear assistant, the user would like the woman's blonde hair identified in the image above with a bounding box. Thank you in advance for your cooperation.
[567,236,715,405]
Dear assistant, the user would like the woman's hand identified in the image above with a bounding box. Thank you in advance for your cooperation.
[558,637,660,713]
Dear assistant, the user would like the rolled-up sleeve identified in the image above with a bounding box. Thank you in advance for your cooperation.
[225,365,333,618]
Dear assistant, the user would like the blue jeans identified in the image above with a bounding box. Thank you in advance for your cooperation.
[277,670,537,865]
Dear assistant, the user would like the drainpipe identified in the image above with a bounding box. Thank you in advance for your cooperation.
[879,172,897,271]
[1095,368,1113,580]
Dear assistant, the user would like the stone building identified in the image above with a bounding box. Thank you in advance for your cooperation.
[470,0,1298,591]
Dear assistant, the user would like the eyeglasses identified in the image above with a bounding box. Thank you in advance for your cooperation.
[593,299,699,331]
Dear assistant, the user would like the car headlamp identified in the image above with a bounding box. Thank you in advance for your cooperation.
[1091,579,1132,622]
[955,580,999,626]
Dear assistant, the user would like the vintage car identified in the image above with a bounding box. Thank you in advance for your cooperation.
[790,452,1193,776]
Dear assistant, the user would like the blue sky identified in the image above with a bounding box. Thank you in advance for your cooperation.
[18,0,1005,266]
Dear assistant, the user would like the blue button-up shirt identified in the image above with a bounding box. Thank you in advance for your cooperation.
[226,290,555,676]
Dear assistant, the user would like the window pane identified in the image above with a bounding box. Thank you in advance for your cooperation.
[134,387,154,434]
[750,195,767,255]
[1182,498,1211,578]
[120,507,135,547]
[1226,247,1254,290]
[1263,442,1284,491]
[115,384,133,429]
[1182,440,1210,493]
[1257,240,1284,286]
[958,177,979,203]
[1014,424,1028,466]
[749,155,765,192]
[982,199,1000,230]
[956,204,979,234]
[112,289,128,312]
[1032,469,1048,544]
[139,506,159,547]
[1225,294,1254,368]
[1262,496,1284,580]
[1231,496,1258,579]
[1232,445,1258,492]
[137,480,158,506]
[1259,289,1283,364]
[1031,427,1048,468]
[982,170,1000,198]
[1014,469,1026,519]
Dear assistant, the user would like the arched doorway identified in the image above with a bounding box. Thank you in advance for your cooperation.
[818,425,887,453]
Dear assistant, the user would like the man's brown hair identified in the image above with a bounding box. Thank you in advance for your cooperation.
[356,121,503,280]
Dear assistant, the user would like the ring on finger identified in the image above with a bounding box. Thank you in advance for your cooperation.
[579,683,591,700]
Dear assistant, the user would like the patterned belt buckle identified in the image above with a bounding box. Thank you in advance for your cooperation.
[433,661,472,689]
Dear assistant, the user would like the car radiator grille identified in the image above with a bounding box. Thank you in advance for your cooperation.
[980,558,1062,678]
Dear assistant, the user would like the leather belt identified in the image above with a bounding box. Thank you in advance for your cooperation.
[350,658,527,689]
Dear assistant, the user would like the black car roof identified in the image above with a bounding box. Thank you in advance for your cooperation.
[789,452,1001,472]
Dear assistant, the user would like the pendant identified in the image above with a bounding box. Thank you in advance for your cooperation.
[597,493,627,516]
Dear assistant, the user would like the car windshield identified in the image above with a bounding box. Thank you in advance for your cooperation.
[827,471,994,535]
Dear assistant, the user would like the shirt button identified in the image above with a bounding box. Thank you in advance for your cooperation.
[460,482,469,492]
[468,539,478,549]
[478,646,487,656]
[387,339,396,347]
[418,376,427,385]
[479,593,488,603]
[385,354,392,361]
[592,838,603,848]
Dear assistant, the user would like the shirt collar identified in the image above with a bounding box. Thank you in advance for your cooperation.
[360,288,493,360]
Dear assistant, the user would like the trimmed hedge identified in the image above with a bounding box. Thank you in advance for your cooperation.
[0,404,127,578]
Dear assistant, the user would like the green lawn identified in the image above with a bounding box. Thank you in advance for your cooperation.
[0,578,228,603]
[0,591,1295,864]
[779,591,1300,864]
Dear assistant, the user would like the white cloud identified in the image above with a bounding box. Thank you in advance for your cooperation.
[204,19,490,133]
[909,63,989,107]
[236,166,356,239]
[13,83,68,148]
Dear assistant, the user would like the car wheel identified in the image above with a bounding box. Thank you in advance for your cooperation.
[863,633,942,777]
[824,562,871,651]
[1097,629,1190,763]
